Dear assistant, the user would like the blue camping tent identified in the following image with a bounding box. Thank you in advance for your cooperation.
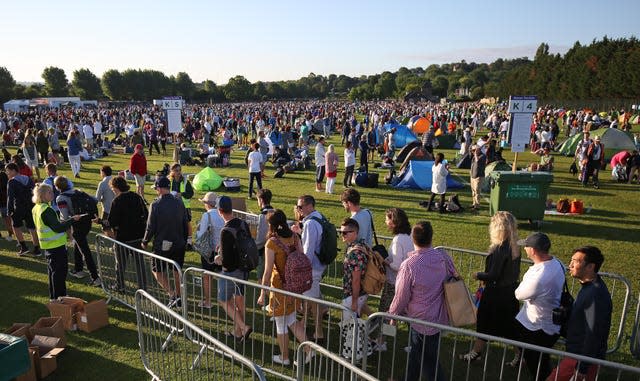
[393,160,463,190]
[383,123,418,148]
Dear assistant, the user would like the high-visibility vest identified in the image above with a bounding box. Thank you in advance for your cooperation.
[32,203,67,250]
[173,178,191,209]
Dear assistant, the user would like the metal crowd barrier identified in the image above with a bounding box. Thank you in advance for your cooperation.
[436,246,632,354]
[363,312,640,381]
[181,267,359,381]
[135,290,266,381]
[95,234,183,310]
[295,341,378,381]
[232,209,260,239]
[631,292,640,359]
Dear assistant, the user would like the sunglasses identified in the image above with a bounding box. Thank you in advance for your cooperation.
[340,230,354,236]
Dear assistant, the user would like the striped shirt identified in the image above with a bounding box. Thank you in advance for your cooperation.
[389,247,457,335]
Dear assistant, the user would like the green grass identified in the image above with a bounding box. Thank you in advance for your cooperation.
[1,128,639,380]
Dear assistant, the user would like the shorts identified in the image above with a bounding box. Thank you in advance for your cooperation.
[341,294,368,321]
[134,174,146,187]
[151,245,186,273]
[302,274,322,299]
[12,209,35,229]
[546,357,598,381]
[217,269,248,302]
[0,207,7,218]
[200,252,218,272]
[315,165,326,183]
[274,312,297,335]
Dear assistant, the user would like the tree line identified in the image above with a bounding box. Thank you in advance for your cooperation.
[0,36,638,105]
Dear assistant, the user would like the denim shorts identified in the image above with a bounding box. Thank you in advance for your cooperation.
[217,269,248,302]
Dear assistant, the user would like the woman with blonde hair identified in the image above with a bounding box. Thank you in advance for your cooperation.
[460,211,521,362]
[325,144,338,194]
[22,130,41,180]
[31,183,81,300]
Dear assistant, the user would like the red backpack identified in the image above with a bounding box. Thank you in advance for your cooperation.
[271,236,312,294]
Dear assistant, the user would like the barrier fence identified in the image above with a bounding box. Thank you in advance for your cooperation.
[631,292,640,359]
[436,246,632,354]
[95,234,183,310]
[295,341,378,381]
[362,312,640,381]
[180,267,360,381]
[135,290,266,381]
[93,234,640,379]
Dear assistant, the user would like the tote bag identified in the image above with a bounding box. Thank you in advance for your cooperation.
[444,276,477,327]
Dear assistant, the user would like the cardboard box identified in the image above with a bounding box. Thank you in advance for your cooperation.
[29,317,66,348]
[4,323,33,342]
[30,336,64,380]
[76,299,109,333]
[47,297,86,331]
[15,347,37,381]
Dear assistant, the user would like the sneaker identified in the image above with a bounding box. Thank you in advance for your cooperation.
[374,342,387,352]
[506,353,522,368]
[459,350,482,362]
[167,297,182,309]
[69,270,89,279]
[272,354,290,366]
[88,277,102,287]
[30,248,42,257]
[294,350,315,366]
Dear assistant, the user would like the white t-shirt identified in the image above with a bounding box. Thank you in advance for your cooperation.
[93,121,103,135]
[315,143,326,167]
[248,150,262,173]
[344,147,355,167]
[83,124,94,139]
[515,257,565,335]
[386,233,413,284]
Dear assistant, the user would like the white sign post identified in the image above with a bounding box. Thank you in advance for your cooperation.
[507,95,537,172]
[159,97,184,162]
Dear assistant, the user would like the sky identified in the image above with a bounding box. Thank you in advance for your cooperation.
[2,0,639,85]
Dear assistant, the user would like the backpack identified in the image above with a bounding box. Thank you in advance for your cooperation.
[310,215,338,266]
[223,220,259,271]
[557,198,570,213]
[271,236,312,294]
[357,244,386,295]
[194,212,216,264]
[69,190,99,220]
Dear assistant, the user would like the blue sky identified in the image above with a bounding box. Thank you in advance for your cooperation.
[3,0,638,84]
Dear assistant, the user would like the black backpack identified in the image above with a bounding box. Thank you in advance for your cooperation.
[310,215,338,266]
[223,220,259,271]
[69,190,99,220]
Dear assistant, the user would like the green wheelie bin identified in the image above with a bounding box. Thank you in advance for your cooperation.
[489,171,553,228]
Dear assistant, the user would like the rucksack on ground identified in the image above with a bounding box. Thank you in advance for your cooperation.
[271,236,312,294]
[310,215,338,266]
[557,198,570,213]
[358,244,386,295]
[223,220,259,271]
[70,190,99,220]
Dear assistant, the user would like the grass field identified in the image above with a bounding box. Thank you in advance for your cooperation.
[1,128,639,380]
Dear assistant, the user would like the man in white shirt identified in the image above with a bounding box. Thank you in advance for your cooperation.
[340,188,372,246]
[513,232,564,380]
[93,118,103,140]
[314,136,326,192]
[82,121,94,153]
[247,142,263,199]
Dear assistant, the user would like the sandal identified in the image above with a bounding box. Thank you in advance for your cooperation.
[459,350,482,362]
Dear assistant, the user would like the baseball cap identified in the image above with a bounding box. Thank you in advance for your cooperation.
[217,195,232,213]
[517,232,551,252]
[199,192,218,205]
[154,176,170,189]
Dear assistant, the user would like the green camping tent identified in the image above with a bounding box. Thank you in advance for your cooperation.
[557,128,635,160]
[192,167,223,192]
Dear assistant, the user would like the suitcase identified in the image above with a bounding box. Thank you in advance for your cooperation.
[223,177,240,192]
[354,171,368,187]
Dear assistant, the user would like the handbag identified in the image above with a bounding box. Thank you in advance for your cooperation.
[367,210,388,259]
[339,317,374,361]
[444,276,477,327]
[193,212,216,264]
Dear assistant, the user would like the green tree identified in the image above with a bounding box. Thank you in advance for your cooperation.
[0,66,16,103]
[41,66,69,96]
[101,69,124,100]
[223,75,253,101]
[174,72,195,99]
[253,81,267,100]
[374,71,397,99]
[71,68,102,99]
[431,75,449,97]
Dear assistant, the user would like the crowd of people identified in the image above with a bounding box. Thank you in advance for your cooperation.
[0,99,628,381]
